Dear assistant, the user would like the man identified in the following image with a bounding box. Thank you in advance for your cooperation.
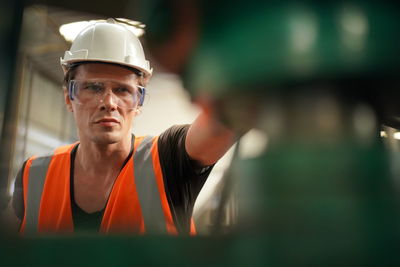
[11,19,235,234]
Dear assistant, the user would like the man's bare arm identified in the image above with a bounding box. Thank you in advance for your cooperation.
[185,105,236,166]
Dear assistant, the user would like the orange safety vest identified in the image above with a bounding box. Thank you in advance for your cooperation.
[20,135,196,235]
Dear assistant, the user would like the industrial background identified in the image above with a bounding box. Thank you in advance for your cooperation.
[1,0,400,266]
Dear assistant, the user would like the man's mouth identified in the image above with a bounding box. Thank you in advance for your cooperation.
[95,117,120,126]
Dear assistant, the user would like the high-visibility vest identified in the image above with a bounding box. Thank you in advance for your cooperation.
[20,135,196,235]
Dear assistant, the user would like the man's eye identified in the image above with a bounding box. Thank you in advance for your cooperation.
[84,83,103,92]
[115,87,132,94]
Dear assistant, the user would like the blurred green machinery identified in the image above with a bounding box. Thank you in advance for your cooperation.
[182,0,400,265]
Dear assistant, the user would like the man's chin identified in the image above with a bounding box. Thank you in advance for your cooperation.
[91,132,123,145]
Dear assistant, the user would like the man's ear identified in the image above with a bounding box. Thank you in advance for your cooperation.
[64,87,73,112]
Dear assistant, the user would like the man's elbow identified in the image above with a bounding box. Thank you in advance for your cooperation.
[186,129,236,166]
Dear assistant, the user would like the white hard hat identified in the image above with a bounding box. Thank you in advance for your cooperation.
[60,18,152,80]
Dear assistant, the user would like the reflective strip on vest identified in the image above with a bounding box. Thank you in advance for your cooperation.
[134,136,167,233]
[24,155,52,233]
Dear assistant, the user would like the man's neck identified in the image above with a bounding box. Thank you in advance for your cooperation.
[75,136,132,178]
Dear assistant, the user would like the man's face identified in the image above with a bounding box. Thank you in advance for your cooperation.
[64,63,140,145]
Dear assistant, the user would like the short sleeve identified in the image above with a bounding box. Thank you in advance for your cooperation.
[157,124,214,233]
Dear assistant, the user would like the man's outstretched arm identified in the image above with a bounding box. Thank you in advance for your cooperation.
[185,102,237,166]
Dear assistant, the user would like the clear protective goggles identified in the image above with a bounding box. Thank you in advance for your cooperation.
[68,79,146,109]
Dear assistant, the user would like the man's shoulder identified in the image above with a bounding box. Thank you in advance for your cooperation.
[53,142,78,156]
[23,142,78,165]
[134,125,189,153]
[158,124,190,141]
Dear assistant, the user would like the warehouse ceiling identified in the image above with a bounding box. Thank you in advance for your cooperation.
[20,0,194,83]
[20,5,110,83]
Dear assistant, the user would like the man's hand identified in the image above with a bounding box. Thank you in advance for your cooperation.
[185,94,260,166]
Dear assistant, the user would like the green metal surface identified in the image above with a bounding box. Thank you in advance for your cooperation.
[185,1,400,96]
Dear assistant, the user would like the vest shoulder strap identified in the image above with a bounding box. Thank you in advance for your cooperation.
[21,143,76,233]
[133,135,178,234]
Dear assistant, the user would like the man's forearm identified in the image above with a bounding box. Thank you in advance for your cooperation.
[185,111,236,166]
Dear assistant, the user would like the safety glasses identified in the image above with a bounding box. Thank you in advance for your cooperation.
[68,79,145,109]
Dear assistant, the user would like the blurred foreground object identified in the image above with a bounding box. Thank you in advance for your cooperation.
[0,0,24,211]
[183,0,400,265]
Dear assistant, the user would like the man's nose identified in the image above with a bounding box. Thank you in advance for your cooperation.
[99,92,118,110]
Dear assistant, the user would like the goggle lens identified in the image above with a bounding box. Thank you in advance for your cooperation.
[68,79,145,109]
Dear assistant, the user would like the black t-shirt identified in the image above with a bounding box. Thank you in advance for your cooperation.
[12,124,213,234]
